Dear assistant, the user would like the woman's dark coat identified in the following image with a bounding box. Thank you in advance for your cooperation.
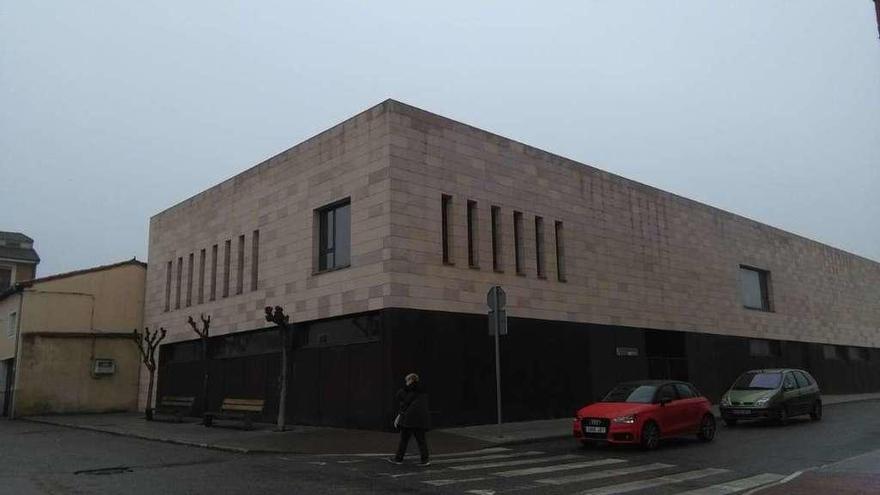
[396,383,430,429]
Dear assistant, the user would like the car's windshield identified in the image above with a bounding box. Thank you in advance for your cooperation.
[732,372,782,390]
[601,384,657,403]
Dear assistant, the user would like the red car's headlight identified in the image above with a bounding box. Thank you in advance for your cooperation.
[611,415,636,424]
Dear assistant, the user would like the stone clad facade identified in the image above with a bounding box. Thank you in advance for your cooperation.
[144,99,880,429]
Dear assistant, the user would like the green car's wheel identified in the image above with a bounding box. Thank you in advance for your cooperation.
[810,401,823,421]
[698,414,716,442]
[640,421,661,450]
[777,406,789,426]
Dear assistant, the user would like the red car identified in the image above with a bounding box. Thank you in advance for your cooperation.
[573,380,716,450]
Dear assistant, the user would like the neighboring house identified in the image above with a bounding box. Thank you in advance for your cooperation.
[0,232,40,290]
[144,100,880,429]
[0,258,146,417]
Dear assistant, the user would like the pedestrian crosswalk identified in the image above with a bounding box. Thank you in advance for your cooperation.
[366,446,786,494]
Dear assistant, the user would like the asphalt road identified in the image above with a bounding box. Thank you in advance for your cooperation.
[2,399,878,494]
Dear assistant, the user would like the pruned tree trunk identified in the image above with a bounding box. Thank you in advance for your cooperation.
[146,366,156,420]
[277,330,288,431]
[133,327,166,421]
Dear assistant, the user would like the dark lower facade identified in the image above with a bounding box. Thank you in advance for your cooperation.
[156,308,880,430]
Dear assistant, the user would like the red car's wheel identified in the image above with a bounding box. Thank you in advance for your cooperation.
[640,421,660,450]
[697,414,716,442]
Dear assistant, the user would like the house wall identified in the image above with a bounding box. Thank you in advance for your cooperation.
[0,295,21,361]
[383,101,880,348]
[13,334,140,415]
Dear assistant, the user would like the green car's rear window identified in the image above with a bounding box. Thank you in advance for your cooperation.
[733,372,781,390]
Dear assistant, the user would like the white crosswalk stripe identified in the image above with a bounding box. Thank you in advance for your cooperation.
[537,462,675,485]
[494,458,627,477]
[431,451,544,465]
[676,473,785,495]
[450,454,582,471]
[430,447,511,459]
[422,476,491,486]
[573,467,730,495]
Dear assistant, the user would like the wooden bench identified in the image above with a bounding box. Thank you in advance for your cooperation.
[154,396,195,422]
[203,398,265,429]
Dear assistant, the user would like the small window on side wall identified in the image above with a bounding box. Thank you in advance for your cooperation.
[317,199,351,272]
[749,339,781,357]
[739,265,771,311]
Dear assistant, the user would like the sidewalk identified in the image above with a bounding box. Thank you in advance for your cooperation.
[441,392,880,444]
[25,413,490,456]
[24,392,880,455]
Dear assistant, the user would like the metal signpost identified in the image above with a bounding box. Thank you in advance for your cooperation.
[487,285,507,426]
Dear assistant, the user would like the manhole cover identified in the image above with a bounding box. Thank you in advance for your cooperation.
[74,466,133,476]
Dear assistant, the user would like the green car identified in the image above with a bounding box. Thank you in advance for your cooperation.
[719,369,822,426]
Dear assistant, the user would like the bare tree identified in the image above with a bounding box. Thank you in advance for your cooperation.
[133,327,167,421]
[187,314,211,414]
[265,306,293,431]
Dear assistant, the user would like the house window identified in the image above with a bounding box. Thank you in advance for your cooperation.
[823,344,842,360]
[197,249,206,304]
[186,253,194,307]
[491,206,502,272]
[535,216,546,278]
[317,199,351,272]
[555,221,566,282]
[467,200,479,268]
[0,267,12,291]
[210,244,218,301]
[7,312,17,338]
[164,261,172,312]
[236,234,245,295]
[251,230,260,291]
[740,266,771,311]
[223,240,231,298]
[175,256,182,309]
[513,211,524,275]
[441,194,453,265]
[749,339,781,357]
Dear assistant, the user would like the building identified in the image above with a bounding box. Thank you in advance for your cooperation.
[0,232,40,291]
[144,100,880,429]
[0,259,146,417]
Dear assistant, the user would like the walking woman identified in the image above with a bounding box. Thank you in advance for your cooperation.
[388,373,430,466]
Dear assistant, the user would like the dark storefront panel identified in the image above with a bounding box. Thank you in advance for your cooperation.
[156,308,880,430]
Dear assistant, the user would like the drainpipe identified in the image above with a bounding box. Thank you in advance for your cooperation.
[9,291,24,419]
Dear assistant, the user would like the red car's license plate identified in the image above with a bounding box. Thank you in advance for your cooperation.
[583,426,606,433]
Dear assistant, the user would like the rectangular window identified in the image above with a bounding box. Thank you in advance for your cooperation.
[823,344,842,360]
[209,244,218,301]
[251,230,260,291]
[513,211,524,275]
[223,240,231,298]
[467,200,479,268]
[7,312,17,338]
[740,266,771,311]
[236,234,245,295]
[848,347,869,361]
[749,339,781,357]
[197,249,206,304]
[186,253,194,307]
[0,267,11,291]
[175,256,182,309]
[164,260,172,312]
[554,221,566,282]
[317,199,351,272]
[491,205,502,272]
[535,216,545,278]
[441,194,453,265]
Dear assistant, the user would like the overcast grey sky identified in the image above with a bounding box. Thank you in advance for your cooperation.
[2,1,878,277]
